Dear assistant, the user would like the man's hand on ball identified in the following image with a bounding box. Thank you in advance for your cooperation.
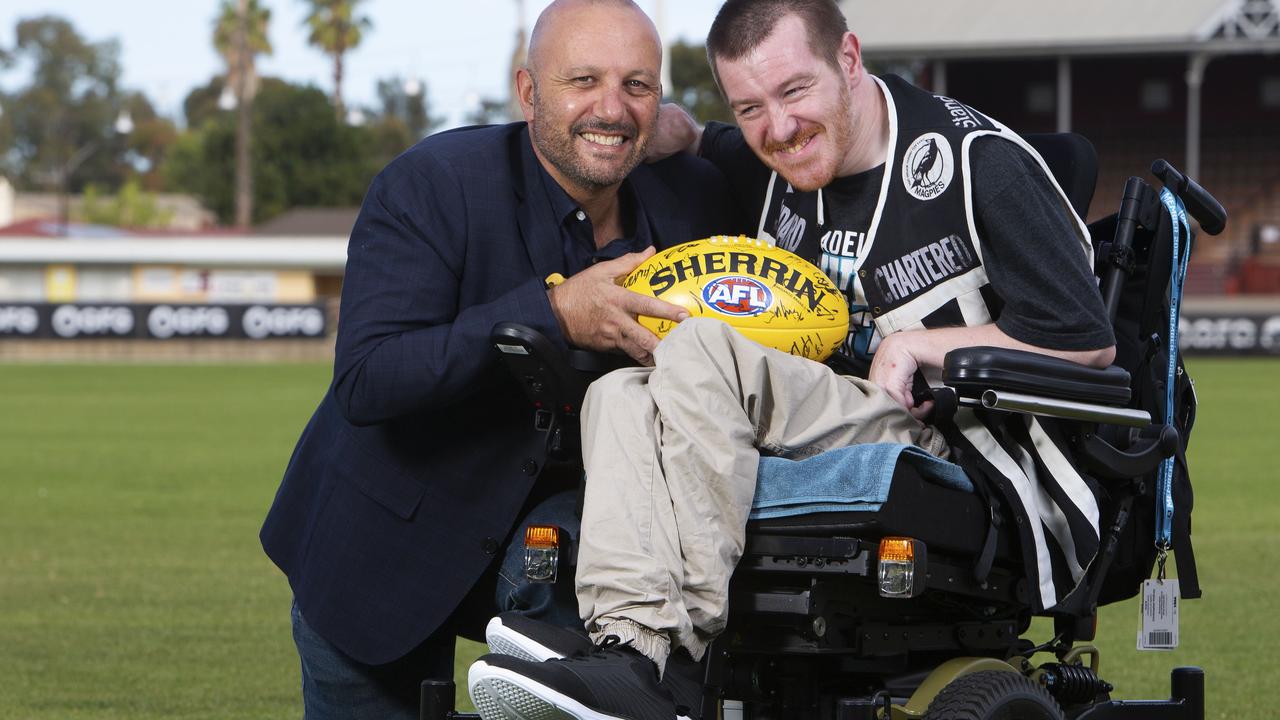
[645,103,702,163]
[868,332,933,421]
[548,247,688,365]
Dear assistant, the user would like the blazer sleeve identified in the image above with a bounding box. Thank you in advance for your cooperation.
[331,151,564,426]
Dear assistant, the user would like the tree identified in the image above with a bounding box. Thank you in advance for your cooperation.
[355,76,445,167]
[214,0,272,228]
[181,76,228,132]
[375,76,440,140]
[118,91,179,191]
[357,77,443,166]
[668,41,732,124]
[466,97,513,126]
[302,0,371,122]
[213,0,272,90]
[0,16,127,194]
[78,179,174,228]
[166,78,377,225]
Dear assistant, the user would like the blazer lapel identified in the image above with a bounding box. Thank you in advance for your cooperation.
[511,127,566,282]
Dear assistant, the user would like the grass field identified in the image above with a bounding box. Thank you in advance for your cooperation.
[0,359,1276,719]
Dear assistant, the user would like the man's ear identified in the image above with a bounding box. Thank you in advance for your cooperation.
[516,67,536,122]
[838,32,864,87]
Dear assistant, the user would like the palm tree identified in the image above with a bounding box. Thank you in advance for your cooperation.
[301,0,372,122]
[214,0,273,87]
[213,0,272,228]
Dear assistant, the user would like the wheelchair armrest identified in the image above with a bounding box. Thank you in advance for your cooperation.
[492,323,630,416]
[943,346,1131,406]
[493,322,592,416]
[936,346,1174,476]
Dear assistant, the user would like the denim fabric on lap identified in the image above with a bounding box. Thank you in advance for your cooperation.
[750,443,973,520]
[495,489,582,628]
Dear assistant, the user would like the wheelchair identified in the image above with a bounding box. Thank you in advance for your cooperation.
[420,134,1226,720]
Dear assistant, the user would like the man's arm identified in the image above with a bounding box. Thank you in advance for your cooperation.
[650,105,776,238]
[547,247,689,366]
[871,137,1116,418]
[331,157,566,425]
[332,152,691,426]
[647,103,703,161]
[869,324,1115,418]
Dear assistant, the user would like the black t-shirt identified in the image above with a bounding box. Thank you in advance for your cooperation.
[700,122,1114,365]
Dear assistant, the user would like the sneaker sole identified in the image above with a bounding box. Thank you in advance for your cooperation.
[468,660,695,720]
[485,616,566,663]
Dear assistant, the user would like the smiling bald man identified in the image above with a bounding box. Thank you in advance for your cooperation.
[258,1,735,717]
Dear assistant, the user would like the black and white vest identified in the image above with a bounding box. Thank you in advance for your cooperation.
[756,75,1101,613]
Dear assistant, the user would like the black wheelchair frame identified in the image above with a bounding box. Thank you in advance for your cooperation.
[420,137,1227,720]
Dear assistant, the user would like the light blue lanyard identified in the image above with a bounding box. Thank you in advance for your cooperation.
[1155,188,1191,550]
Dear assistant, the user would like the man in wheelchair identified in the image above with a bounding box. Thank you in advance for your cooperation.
[464,1,1211,719]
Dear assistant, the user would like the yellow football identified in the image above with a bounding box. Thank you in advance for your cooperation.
[623,235,850,362]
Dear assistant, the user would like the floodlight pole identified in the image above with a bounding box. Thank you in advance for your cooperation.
[52,110,133,234]
[1184,52,1210,182]
[931,60,947,96]
[656,0,671,98]
[508,0,527,122]
[55,142,100,235]
[1056,57,1072,134]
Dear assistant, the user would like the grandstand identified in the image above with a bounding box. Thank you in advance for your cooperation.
[844,0,1280,296]
[0,219,345,358]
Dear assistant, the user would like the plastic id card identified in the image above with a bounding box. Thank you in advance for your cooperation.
[1137,578,1179,651]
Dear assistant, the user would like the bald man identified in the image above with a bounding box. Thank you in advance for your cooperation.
[258,1,734,716]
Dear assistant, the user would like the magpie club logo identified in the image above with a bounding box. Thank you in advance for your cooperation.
[902,133,954,201]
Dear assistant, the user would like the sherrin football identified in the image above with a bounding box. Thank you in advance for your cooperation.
[623,235,850,362]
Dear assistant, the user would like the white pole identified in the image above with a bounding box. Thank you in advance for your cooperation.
[655,0,672,98]
[1185,52,1210,180]
[1057,56,1072,134]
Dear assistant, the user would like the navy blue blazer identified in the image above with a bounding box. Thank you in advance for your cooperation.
[260,123,736,665]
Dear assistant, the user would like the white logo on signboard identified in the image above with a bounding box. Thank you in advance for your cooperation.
[243,306,325,339]
[902,133,954,201]
[0,306,39,335]
[51,305,134,338]
[147,305,231,339]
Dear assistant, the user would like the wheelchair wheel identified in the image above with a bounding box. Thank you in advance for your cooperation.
[922,670,1064,720]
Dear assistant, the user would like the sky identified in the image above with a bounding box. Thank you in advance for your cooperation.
[0,1,723,129]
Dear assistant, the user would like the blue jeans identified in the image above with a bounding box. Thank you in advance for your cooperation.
[494,489,582,628]
[293,599,453,720]
[292,489,582,718]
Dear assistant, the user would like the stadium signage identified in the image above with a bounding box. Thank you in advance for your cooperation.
[147,305,232,339]
[0,303,328,340]
[0,305,40,336]
[242,305,326,339]
[1178,313,1280,355]
[52,305,135,338]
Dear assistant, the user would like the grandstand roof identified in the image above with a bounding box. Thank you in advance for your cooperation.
[842,0,1280,59]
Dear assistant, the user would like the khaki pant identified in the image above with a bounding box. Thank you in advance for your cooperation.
[576,319,947,670]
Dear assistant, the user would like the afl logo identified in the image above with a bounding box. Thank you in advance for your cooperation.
[703,276,772,317]
[902,133,953,201]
